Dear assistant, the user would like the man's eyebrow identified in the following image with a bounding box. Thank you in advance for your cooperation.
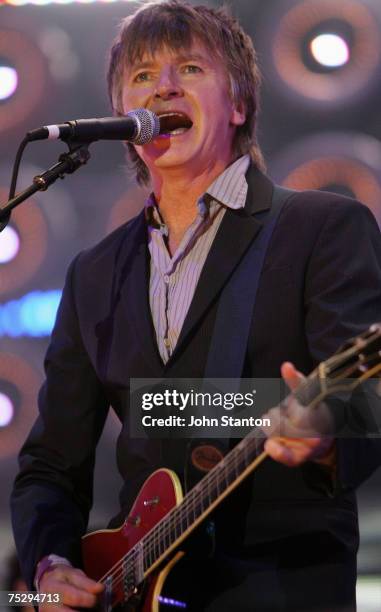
[129,60,156,72]
[129,53,210,73]
[176,52,210,64]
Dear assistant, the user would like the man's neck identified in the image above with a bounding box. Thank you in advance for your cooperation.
[151,157,233,236]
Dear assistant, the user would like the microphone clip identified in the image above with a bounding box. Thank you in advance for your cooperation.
[0,142,91,231]
[33,144,90,190]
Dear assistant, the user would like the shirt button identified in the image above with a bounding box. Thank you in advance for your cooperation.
[164,337,170,348]
[163,274,170,284]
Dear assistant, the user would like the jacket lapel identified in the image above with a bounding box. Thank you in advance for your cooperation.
[118,212,164,374]
[172,166,274,358]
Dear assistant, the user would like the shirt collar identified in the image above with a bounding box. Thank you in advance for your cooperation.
[205,154,250,210]
[145,153,250,225]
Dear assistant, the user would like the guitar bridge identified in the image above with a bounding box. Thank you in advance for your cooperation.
[123,541,144,601]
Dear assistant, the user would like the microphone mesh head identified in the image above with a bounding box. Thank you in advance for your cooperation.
[127,108,160,145]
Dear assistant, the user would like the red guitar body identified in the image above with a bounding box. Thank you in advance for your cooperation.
[82,468,186,611]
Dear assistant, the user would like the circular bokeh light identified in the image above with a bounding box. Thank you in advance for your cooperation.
[0,187,48,297]
[269,0,381,104]
[0,66,18,100]
[0,30,49,133]
[310,33,350,68]
[0,391,14,427]
[272,133,381,227]
[0,353,42,458]
[0,225,20,264]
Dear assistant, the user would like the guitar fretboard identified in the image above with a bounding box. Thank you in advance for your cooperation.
[141,428,265,571]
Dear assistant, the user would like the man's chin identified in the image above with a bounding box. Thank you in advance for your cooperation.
[144,148,198,170]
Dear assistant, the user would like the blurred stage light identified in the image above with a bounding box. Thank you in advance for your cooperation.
[284,157,381,208]
[0,225,20,264]
[0,30,48,133]
[0,290,62,338]
[0,392,14,428]
[268,0,381,105]
[310,34,350,68]
[0,188,48,297]
[39,27,80,82]
[0,353,41,459]
[0,66,18,101]
[357,577,381,611]
[271,133,381,226]
[107,186,148,234]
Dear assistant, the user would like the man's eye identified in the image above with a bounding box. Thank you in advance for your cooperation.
[134,72,151,82]
[182,65,202,74]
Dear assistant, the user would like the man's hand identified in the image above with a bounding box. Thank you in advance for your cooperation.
[39,564,104,612]
[262,362,335,467]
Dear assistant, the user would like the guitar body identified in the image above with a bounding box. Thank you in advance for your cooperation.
[82,469,185,611]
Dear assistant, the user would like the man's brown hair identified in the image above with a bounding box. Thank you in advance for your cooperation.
[107,0,265,185]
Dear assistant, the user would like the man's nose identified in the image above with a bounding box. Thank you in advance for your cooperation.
[154,68,183,100]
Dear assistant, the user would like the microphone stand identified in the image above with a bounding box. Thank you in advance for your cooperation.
[0,142,91,233]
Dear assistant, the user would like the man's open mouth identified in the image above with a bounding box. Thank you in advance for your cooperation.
[157,112,193,136]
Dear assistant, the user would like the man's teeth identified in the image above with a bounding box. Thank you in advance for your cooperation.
[168,128,189,135]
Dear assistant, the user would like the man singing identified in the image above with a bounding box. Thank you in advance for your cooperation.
[11,1,381,610]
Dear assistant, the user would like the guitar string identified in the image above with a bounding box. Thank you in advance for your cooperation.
[99,452,245,596]
[102,434,253,567]
[99,429,263,591]
[105,435,263,599]
[98,352,376,594]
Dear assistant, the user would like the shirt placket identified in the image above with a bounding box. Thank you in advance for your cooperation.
[158,203,209,361]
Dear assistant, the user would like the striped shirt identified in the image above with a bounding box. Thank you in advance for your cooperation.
[147,154,250,364]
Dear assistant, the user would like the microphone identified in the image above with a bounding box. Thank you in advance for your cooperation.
[26,109,160,146]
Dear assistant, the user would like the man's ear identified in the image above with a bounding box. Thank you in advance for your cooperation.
[230,102,246,127]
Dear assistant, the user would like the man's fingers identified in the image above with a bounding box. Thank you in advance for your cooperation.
[262,361,336,468]
[40,581,97,609]
[66,568,104,593]
[265,438,293,465]
[265,438,308,467]
[261,406,317,438]
[281,361,305,392]
[57,583,98,608]
[39,566,103,612]
[41,566,103,593]
[39,590,98,611]
[264,436,324,467]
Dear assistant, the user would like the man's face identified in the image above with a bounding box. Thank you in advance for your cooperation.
[121,40,245,176]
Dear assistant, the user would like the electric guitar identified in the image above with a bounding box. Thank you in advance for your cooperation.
[82,323,381,611]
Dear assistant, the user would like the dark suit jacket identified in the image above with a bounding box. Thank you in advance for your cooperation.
[11,166,381,605]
